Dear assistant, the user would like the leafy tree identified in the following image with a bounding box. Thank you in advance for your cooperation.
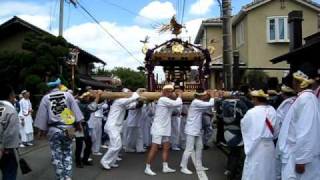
[93,67,146,91]
[111,67,146,90]
[0,32,70,95]
[95,67,112,77]
[137,66,145,73]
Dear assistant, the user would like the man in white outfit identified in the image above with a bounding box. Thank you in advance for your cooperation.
[180,90,216,175]
[142,102,155,147]
[241,90,279,180]
[278,64,320,180]
[19,90,34,147]
[87,90,105,156]
[275,83,296,179]
[100,89,140,170]
[170,107,181,151]
[144,85,183,176]
[179,104,189,150]
[125,99,145,153]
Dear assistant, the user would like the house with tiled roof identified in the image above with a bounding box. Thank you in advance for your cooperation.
[0,16,113,89]
[195,0,320,89]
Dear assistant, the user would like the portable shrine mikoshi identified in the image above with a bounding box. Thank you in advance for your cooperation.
[144,38,212,92]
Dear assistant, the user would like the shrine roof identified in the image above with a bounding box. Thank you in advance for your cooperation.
[148,38,206,64]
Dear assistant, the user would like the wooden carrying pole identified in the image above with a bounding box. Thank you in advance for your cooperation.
[100,91,231,101]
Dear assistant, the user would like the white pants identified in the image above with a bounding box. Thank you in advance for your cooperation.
[91,117,102,153]
[126,126,144,152]
[180,135,203,168]
[20,132,34,143]
[170,117,181,148]
[20,115,34,143]
[281,155,320,180]
[101,129,122,166]
[121,120,128,148]
[143,117,152,147]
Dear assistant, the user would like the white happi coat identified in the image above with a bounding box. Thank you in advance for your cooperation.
[180,98,215,168]
[275,96,296,176]
[104,93,139,132]
[278,90,320,180]
[276,96,296,127]
[19,98,34,135]
[101,93,140,166]
[151,97,182,137]
[126,105,143,128]
[184,98,215,137]
[88,101,107,153]
[87,102,105,129]
[241,105,278,180]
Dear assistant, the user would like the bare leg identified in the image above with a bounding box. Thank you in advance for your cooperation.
[162,142,176,173]
[146,143,159,164]
[162,142,170,162]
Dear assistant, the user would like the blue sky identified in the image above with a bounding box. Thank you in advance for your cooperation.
[0,0,273,31]
[0,0,320,76]
[29,0,261,28]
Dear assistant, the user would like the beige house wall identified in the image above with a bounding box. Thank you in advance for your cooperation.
[197,0,320,87]
[201,26,223,89]
[202,26,223,59]
[244,0,319,78]
[234,17,249,65]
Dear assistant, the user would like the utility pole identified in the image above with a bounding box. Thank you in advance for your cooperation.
[59,0,64,36]
[222,0,233,90]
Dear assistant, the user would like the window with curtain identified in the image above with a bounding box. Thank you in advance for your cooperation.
[236,21,245,47]
[267,16,289,43]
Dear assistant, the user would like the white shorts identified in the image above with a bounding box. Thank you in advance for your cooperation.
[152,135,170,145]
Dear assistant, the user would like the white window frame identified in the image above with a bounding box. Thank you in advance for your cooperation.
[236,21,245,47]
[266,16,289,43]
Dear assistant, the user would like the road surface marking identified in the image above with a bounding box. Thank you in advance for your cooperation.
[191,152,209,180]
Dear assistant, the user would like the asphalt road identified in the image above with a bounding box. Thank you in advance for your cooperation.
[17,142,227,180]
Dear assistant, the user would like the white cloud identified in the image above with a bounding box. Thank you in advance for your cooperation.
[0,0,203,80]
[189,0,215,15]
[138,1,176,20]
[0,1,53,31]
[181,18,204,43]
[0,1,49,17]
[18,15,51,30]
[63,17,203,80]
[63,21,173,72]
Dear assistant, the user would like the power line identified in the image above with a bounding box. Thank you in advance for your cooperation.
[176,0,180,21]
[100,0,162,27]
[73,1,144,66]
[49,0,54,30]
[66,2,71,29]
[181,0,186,24]
[49,0,59,31]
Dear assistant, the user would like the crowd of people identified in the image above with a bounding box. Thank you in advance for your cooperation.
[0,62,319,180]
